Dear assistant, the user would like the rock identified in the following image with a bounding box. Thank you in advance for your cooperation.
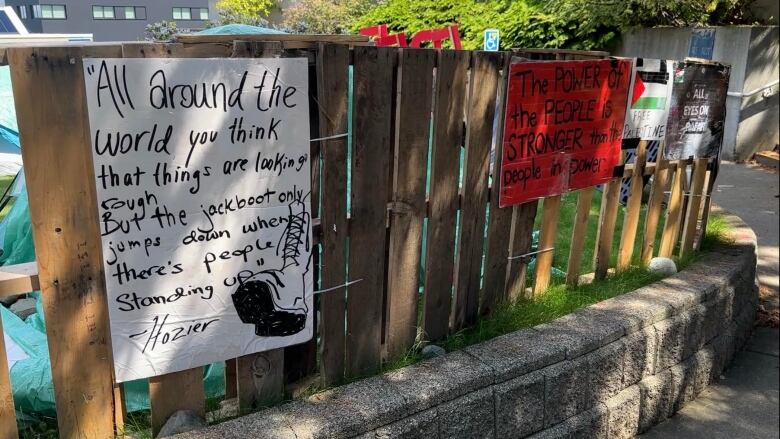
[157,410,206,438]
[1,294,24,307]
[648,257,677,277]
[421,344,446,359]
[10,298,37,320]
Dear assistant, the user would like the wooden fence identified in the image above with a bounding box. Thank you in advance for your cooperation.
[0,39,715,438]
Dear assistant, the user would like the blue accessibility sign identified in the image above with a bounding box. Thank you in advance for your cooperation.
[483,29,499,51]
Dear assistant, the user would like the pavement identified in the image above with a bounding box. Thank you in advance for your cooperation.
[641,161,780,438]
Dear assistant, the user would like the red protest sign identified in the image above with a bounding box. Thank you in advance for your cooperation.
[499,59,632,208]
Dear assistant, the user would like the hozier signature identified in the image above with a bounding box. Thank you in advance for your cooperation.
[129,313,219,354]
[231,198,312,337]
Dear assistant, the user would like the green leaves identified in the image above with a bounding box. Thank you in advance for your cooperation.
[350,0,760,51]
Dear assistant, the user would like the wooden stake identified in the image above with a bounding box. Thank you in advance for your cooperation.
[566,187,595,286]
[617,140,648,270]
[594,180,622,280]
[680,158,709,257]
[533,195,562,295]
[640,157,671,265]
[659,160,687,257]
[505,200,539,300]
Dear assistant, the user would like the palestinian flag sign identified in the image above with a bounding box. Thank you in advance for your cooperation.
[623,59,674,141]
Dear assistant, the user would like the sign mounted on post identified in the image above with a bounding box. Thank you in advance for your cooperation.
[623,58,673,141]
[689,28,716,60]
[663,59,730,160]
[499,58,632,207]
[483,29,500,51]
[83,58,313,382]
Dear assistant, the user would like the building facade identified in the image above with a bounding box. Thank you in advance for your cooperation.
[4,0,219,41]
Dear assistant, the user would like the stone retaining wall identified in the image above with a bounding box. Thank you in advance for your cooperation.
[175,212,758,439]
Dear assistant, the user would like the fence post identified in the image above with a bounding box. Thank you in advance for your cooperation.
[8,45,120,439]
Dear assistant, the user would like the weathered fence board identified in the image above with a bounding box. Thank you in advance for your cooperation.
[317,43,351,384]
[422,50,470,341]
[385,48,435,359]
[453,51,501,329]
[9,45,120,439]
[480,52,514,315]
[347,46,395,376]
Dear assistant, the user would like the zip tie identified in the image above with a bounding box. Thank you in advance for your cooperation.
[507,247,554,261]
[311,278,363,295]
[311,133,348,143]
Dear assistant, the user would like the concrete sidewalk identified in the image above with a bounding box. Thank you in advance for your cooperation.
[641,161,780,438]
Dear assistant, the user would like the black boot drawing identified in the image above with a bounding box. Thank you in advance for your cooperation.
[231,199,311,337]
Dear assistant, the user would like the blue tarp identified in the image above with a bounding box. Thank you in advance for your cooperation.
[196,24,286,35]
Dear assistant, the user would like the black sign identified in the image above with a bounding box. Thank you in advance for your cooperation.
[663,60,730,160]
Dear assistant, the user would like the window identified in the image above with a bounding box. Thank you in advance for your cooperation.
[17,6,28,19]
[198,8,209,20]
[92,6,114,19]
[37,4,67,19]
[92,6,145,20]
[172,7,191,20]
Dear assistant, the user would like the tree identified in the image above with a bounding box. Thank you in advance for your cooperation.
[282,0,374,34]
[215,0,276,24]
[351,0,762,51]
[145,21,182,41]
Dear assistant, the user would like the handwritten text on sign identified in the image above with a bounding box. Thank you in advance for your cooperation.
[663,60,730,160]
[83,58,313,382]
[623,59,673,141]
[500,59,631,207]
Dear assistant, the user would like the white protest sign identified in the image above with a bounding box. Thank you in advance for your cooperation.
[83,58,313,382]
[623,59,674,141]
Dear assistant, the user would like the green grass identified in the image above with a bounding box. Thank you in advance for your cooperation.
[444,267,664,352]
[537,188,666,274]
